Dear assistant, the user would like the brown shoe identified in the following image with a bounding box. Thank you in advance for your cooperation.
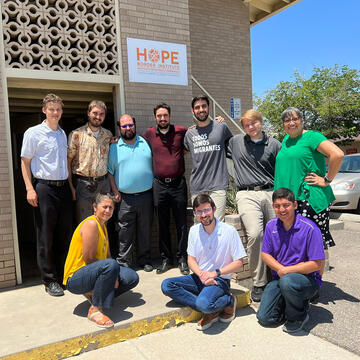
[219,293,237,323]
[196,312,219,331]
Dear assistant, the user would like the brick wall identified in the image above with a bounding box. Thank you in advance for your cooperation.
[0,65,16,289]
[118,0,195,257]
[0,0,254,288]
[118,0,194,133]
[225,214,251,281]
[189,0,253,130]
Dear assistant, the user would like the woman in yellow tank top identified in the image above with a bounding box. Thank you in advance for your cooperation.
[63,193,139,328]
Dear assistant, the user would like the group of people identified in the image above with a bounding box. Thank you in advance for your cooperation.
[21,93,344,332]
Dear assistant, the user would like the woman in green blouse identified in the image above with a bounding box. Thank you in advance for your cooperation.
[274,107,344,250]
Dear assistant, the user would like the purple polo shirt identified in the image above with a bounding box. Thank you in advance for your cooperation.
[262,212,325,286]
[142,124,187,178]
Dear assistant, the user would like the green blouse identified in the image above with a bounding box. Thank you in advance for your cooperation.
[274,130,335,213]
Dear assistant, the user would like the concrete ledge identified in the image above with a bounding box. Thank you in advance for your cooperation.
[1,271,249,360]
[330,212,360,223]
[329,219,345,231]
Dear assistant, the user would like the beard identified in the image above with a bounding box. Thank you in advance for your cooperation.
[200,216,215,227]
[121,129,136,140]
[89,120,102,128]
[157,122,170,130]
[194,112,209,122]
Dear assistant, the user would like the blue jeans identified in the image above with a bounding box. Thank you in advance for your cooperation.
[66,259,139,309]
[161,274,232,313]
[257,273,319,325]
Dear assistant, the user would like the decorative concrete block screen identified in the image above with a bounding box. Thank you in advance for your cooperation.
[2,0,119,74]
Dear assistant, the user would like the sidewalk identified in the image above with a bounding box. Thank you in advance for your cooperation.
[2,265,358,360]
[0,268,249,360]
[75,307,359,360]
[0,219,352,360]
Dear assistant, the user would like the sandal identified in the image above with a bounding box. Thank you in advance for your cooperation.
[88,307,114,328]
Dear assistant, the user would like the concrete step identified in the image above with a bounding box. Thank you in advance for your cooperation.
[0,268,249,360]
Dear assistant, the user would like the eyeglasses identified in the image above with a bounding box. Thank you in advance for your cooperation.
[120,124,135,129]
[195,208,212,216]
[283,117,301,123]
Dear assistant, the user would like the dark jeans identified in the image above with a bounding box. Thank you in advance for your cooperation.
[161,274,232,313]
[257,273,319,325]
[66,259,139,309]
[34,181,73,284]
[153,177,188,262]
[116,190,153,266]
[73,175,110,223]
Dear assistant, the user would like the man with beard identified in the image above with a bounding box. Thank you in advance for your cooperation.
[108,114,154,271]
[68,100,113,223]
[184,96,233,221]
[142,103,189,275]
[161,194,246,331]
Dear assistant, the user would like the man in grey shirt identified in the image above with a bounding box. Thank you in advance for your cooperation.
[227,109,281,302]
[184,95,233,221]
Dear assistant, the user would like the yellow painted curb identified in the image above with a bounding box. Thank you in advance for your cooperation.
[2,292,250,360]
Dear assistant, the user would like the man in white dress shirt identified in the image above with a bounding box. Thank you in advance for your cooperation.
[21,94,73,297]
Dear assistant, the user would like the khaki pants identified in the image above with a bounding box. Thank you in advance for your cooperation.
[236,189,274,287]
[191,189,227,222]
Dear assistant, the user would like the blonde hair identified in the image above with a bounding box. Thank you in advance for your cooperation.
[42,93,64,109]
[240,109,263,127]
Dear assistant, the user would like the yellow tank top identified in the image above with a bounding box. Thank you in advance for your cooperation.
[63,216,109,285]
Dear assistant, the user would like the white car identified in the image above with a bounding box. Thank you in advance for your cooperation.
[330,154,360,212]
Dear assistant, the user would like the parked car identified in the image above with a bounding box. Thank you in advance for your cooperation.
[330,153,360,212]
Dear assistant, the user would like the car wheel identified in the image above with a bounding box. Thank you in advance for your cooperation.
[357,199,360,214]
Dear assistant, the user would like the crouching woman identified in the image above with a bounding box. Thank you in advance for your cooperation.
[63,193,139,328]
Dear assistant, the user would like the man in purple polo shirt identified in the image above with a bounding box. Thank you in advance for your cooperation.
[257,187,325,333]
[142,103,189,275]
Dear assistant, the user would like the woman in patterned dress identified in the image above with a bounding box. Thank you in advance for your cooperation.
[274,107,344,254]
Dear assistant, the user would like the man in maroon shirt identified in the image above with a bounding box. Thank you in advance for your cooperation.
[142,103,189,275]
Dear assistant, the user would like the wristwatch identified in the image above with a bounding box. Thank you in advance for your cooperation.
[215,268,221,277]
[324,175,332,184]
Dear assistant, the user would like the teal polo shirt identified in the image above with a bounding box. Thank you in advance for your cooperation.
[108,136,153,194]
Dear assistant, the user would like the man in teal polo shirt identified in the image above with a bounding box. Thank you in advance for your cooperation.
[108,114,154,272]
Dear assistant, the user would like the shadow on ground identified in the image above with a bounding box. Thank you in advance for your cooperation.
[315,280,360,305]
[73,290,146,323]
